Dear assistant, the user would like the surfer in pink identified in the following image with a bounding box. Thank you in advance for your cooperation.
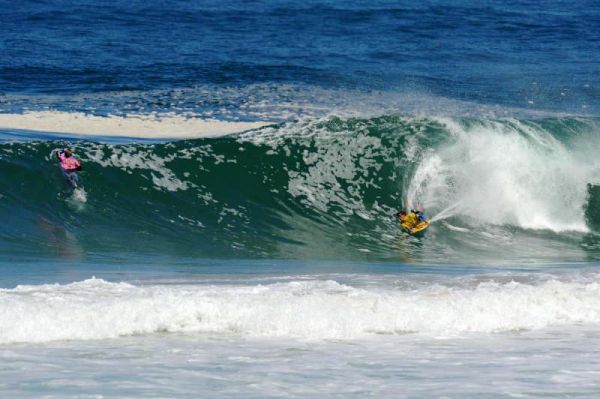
[57,148,82,172]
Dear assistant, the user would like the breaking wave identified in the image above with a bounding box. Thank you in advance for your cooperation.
[0,115,599,262]
[2,275,600,343]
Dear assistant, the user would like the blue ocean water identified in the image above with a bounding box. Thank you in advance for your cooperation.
[2,0,599,114]
[1,1,600,397]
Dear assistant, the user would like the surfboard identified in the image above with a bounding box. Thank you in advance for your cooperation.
[402,221,430,236]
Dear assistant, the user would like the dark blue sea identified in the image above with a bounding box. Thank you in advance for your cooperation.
[1,1,600,397]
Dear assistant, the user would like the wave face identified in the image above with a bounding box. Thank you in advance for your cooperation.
[0,116,599,262]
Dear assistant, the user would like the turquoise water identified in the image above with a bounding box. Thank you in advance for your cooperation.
[2,117,599,262]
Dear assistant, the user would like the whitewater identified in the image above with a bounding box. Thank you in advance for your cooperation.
[3,273,600,344]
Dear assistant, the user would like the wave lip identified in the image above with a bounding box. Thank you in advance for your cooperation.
[2,277,600,344]
[0,111,271,139]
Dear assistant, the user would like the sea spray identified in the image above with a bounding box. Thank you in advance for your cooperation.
[407,118,596,232]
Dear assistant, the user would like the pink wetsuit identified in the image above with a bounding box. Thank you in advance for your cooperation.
[58,152,81,171]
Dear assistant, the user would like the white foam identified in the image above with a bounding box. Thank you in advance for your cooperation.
[82,144,194,192]
[2,277,600,344]
[0,111,271,139]
[65,188,87,212]
[407,118,596,233]
[72,188,87,203]
[443,223,470,232]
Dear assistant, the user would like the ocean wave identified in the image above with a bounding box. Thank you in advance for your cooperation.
[0,115,598,261]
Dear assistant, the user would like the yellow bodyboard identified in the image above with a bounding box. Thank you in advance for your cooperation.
[402,221,430,235]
